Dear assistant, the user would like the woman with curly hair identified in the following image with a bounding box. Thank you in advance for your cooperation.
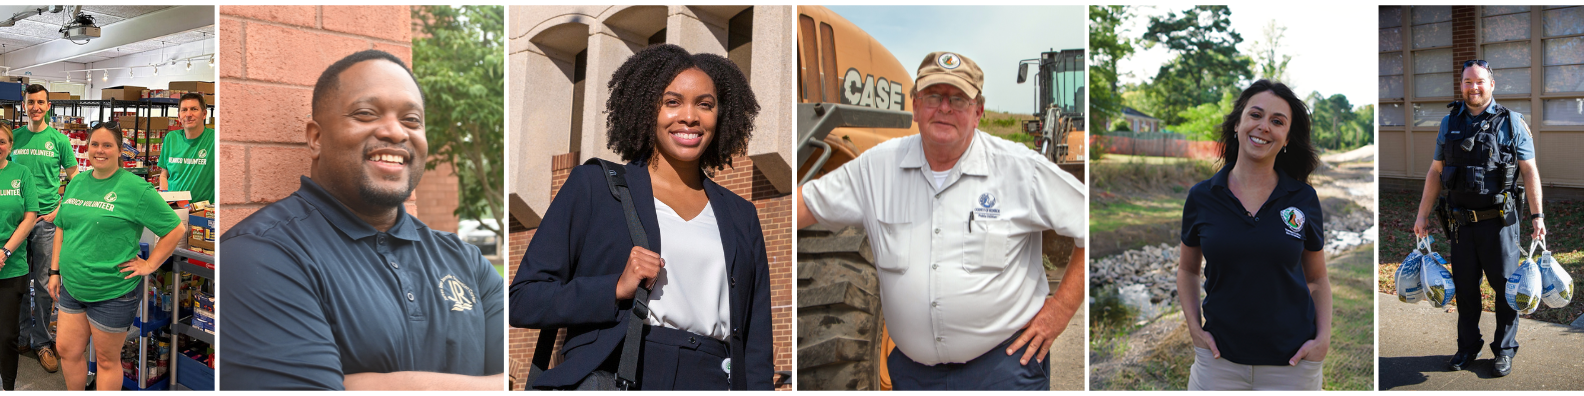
[510,44,771,390]
[1176,80,1332,390]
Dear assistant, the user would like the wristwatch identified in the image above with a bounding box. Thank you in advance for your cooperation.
[1531,213,1544,220]
[0,247,9,258]
[48,269,59,277]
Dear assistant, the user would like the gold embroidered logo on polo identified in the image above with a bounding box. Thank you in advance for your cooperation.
[438,274,476,311]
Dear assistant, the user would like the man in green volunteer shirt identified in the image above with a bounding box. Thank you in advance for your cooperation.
[9,84,72,373]
[158,93,214,203]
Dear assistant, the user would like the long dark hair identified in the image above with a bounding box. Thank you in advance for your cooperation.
[1218,79,1318,183]
[605,44,759,171]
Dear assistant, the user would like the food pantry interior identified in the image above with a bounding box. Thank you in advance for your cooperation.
[0,5,214,390]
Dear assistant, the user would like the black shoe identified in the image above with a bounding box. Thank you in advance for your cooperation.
[1494,355,1512,377]
[1448,351,1479,371]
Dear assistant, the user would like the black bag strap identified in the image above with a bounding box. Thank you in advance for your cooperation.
[524,158,653,390]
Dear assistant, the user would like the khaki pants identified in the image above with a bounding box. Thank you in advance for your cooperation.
[1187,347,1323,390]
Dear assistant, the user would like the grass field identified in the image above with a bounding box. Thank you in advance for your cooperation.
[1377,188,1584,325]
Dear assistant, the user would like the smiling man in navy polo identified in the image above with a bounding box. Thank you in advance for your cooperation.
[219,50,504,390]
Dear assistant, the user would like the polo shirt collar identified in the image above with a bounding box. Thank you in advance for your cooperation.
[296,176,422,242]
[897,129,990,177]
[1209,164,1303,196]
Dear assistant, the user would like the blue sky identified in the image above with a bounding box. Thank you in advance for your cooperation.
[827,6,1087,116]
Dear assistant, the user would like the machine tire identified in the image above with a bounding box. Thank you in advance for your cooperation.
[795,224,884,390]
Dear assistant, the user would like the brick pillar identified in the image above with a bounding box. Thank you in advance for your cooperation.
[218,6,415,232]
[1451,6,1479,98]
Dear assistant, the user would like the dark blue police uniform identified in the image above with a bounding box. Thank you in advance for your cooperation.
[1182,167,1324,366]
[1436,101,1533,358]
[219,176,505,390]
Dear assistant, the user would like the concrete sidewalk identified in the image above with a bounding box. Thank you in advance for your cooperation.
[1379,292,1584,390]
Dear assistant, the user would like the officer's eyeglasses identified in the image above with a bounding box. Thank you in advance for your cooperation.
[921,94,974,111]
[1463,59,1488,68]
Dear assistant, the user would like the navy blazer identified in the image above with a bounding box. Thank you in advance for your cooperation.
[510,160,773,390]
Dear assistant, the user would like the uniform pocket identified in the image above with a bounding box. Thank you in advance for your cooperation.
[873,219,913,273]
[965,219,1012,273]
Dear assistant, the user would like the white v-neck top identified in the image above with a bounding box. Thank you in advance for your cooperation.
[647,197,730,341]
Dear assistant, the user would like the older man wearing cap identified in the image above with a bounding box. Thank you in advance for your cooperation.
[796,51,1087,390]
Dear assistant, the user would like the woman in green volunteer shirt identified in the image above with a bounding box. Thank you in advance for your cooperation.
[0,127,39,390]
[47,122,186,391]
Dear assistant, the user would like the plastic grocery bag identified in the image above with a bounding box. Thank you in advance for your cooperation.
[1421,250,1457,308]
[1506,240,1544,315]
[1534,238,1574,308]
[1396,237,1428,304]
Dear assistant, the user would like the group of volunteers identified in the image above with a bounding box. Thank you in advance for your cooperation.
[0,84,212,390]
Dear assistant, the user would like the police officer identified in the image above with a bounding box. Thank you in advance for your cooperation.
[1412,59,1543,378]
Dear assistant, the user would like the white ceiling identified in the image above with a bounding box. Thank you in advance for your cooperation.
[0,6,214,64]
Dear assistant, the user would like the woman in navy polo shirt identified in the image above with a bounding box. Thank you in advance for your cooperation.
[1177,80,1332,390]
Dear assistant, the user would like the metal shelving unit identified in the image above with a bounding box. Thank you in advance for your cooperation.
[168,248,214,391]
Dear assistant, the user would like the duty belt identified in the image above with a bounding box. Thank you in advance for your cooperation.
[1453,207,1505,224]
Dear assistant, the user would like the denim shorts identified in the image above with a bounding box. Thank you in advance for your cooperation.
[56,286,140,334]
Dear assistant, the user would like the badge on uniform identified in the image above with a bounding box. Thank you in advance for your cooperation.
[973,192,1001,219]
[438,274,477,311]
[1281,207,1305,239]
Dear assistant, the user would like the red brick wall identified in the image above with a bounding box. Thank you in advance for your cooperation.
[415,162,461,233]
[506,153,794,390]
[218,6,415,232]
[1451,6,1479,98]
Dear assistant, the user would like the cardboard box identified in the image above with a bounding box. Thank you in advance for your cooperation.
[101,86,145,101]
[47,92,70,101]
[123,116,176,131]
[168,81,214,94]
[203,93,215,107]
[1,76,29,86]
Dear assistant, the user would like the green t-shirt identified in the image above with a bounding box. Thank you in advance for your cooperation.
[0,163,38,279]
[158,128,215,203]
[10,125,74,215]
[56,169,181,302]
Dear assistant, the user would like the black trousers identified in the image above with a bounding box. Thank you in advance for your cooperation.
[1450,218,1521,356]
[576,325,730,390]
[0,275,25,390]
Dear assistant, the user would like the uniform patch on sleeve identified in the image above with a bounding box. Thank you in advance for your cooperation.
[1281,207,1305,239]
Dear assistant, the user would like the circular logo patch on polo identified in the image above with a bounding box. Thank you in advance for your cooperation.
[938,53,962,70]
[9,180,17,189]
[44,142,53,151]
[198,149,207,159]
[1281,207,1305,239]
[105,191,117,203]
[979,192,997,208]
[439,274,477,311]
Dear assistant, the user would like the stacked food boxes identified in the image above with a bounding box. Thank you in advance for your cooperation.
[192,291,215,334]
[187,204,216,257]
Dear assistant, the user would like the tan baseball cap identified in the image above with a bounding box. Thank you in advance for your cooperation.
[915,51,984,99]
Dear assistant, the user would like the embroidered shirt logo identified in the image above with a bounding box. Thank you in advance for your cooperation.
[198,149,208,159]
[938,53,962,70]
[1281,207,1304,239]
[974,192,1001,219]
[104,191,117,203]
[438,274,476,312]
[9,180,17,189]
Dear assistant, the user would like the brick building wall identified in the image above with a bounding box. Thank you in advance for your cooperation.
[217,6,415,231]
[1451,6,1478,99]
[506,153,794,390]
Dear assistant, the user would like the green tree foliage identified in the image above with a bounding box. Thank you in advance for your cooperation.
[1306,92,1374,151]
[412,5,505,241]
[1141,6,1252,125]
[1250,20,1294,86]
[1167,91,1236,141]
[1089,5,1135,128]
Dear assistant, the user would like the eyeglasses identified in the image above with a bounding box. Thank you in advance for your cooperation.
[920,94,975,111]
[1463,59,1488,68]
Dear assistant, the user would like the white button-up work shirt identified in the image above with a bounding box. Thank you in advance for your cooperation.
[802,130,1087,365]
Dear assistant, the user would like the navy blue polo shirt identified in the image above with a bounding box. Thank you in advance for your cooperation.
[219,176,504,390]
[1181,167,1323,366]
